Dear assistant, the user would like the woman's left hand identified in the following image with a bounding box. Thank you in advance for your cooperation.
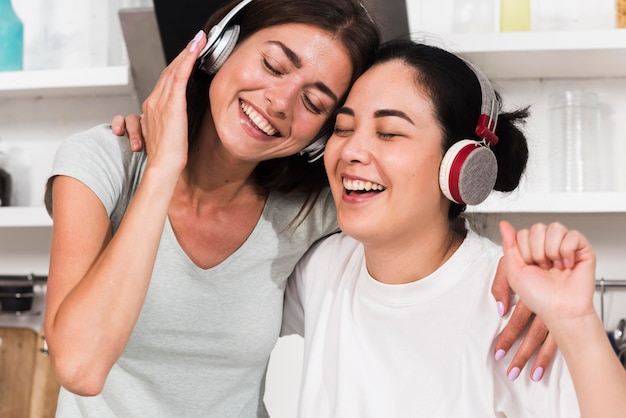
[491,257,557,382]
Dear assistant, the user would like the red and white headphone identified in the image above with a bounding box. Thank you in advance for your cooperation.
[438,61,500,206]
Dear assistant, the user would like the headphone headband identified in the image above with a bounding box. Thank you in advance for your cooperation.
[198,0,254,73]
[463,59,500,146]
[439,58,500,205]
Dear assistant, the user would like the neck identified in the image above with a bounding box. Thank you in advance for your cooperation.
[364,225,464,285]
[174,118,265,211]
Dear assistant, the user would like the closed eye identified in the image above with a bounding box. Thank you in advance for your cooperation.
[378,132,402,140]
[333,126,353,136]
[303,94,323,115]
[263,58,282,76]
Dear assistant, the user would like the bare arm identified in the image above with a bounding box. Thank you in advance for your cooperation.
[45,30,207,396]
[500,220,626,417]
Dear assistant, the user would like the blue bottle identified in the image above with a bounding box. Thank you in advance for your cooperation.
[0,0,24,71]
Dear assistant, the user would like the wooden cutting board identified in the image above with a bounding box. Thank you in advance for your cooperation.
[0,327,60,418]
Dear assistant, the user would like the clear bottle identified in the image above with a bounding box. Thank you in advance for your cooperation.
[549,91,610,192]
[0,0,24,71]
[451,0,500,33]
[618,0,626,27]
[0,151,11,206]
[500,0,530,31]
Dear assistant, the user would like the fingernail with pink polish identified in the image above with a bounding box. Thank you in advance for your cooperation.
[494,349,506,361]
[189,30,204,52]
[531,367,544,382]
[508,367,521,381]
[496,301,505,317]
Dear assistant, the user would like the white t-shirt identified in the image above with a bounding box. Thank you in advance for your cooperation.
[283,230,580,418]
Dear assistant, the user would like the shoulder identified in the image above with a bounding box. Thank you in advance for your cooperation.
[267,187,338,236]
[463,229,502,264]
[295,232,361,282]
[56,124,134,162]
[46,124,146,220]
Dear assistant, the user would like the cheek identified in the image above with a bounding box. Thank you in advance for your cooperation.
[323,138,340,171]
[323,139,344,194]
[402,153,443,193]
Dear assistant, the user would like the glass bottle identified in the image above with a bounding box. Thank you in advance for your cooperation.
[0,0,24,71]
[451,0,499,33]
[0,151,11,206]
[500,0,530,31]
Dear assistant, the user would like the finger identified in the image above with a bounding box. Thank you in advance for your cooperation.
[111,115,127,136]
[514,228,532,265]
[125,114,144,152]
[491,257,511,317]
[161,29,206,94]
[543,222,568,269]
[494,299,533,362]
[143,30,206,115]
[498,220,528,285]
[562,229,592,269]
[528,223,552,269]
[505,312,548,381]
[528,333,558,382]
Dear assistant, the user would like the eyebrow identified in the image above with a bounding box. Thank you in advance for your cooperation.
[269,40,339,104]
[374,109,414,124]
[336,107,415,125]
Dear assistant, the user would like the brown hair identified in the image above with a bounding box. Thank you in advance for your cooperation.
[185,0,381,220]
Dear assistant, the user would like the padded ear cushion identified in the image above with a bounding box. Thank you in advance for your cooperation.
[439,139,498,205]
[199,25,241,75]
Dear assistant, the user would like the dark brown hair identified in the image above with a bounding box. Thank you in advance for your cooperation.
[373,38,530,219]
[185,0,381,220]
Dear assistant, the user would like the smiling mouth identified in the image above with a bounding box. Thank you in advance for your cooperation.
[240,100,279,136]
[343,178,386,195]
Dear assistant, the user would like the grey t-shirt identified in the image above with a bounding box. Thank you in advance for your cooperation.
[45,124,338,417]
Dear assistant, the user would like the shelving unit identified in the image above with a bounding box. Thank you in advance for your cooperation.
[2,29,626,226]
[411,28,626,214]
[413,29,626,79]
[0,207,51,228]
[469,192,626,214]
[0,66,132,99]
[0,66,133,228]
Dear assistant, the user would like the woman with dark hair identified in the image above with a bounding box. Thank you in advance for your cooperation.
[282,39,591,416]
[44,0,380,416]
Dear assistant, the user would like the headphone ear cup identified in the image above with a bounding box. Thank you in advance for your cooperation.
[439,139,498,205]
[199,25,241,75]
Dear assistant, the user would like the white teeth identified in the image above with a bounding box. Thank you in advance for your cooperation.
[342,178,386,192]
[240,101,278,136]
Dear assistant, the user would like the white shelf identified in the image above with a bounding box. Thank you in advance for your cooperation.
[0,66,132,98]
[0,207,52,227]
[470,192,626,213]
[413,29,626,79]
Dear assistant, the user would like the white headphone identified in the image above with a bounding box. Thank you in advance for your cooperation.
[197,0,254,75]
[438,61,500,205]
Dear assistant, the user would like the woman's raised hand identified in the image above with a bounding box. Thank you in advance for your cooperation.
[111,30,208,173]
[499,220,597,327]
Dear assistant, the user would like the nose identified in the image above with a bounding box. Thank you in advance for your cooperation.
[264,81,298,119]
[338,130,372,165]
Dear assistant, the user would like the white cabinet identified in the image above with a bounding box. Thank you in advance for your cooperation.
[0,66,136,229]
[409,29,626,213]
[0,67,132,99]
[428,29,626,79]
[2,28,626,230]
